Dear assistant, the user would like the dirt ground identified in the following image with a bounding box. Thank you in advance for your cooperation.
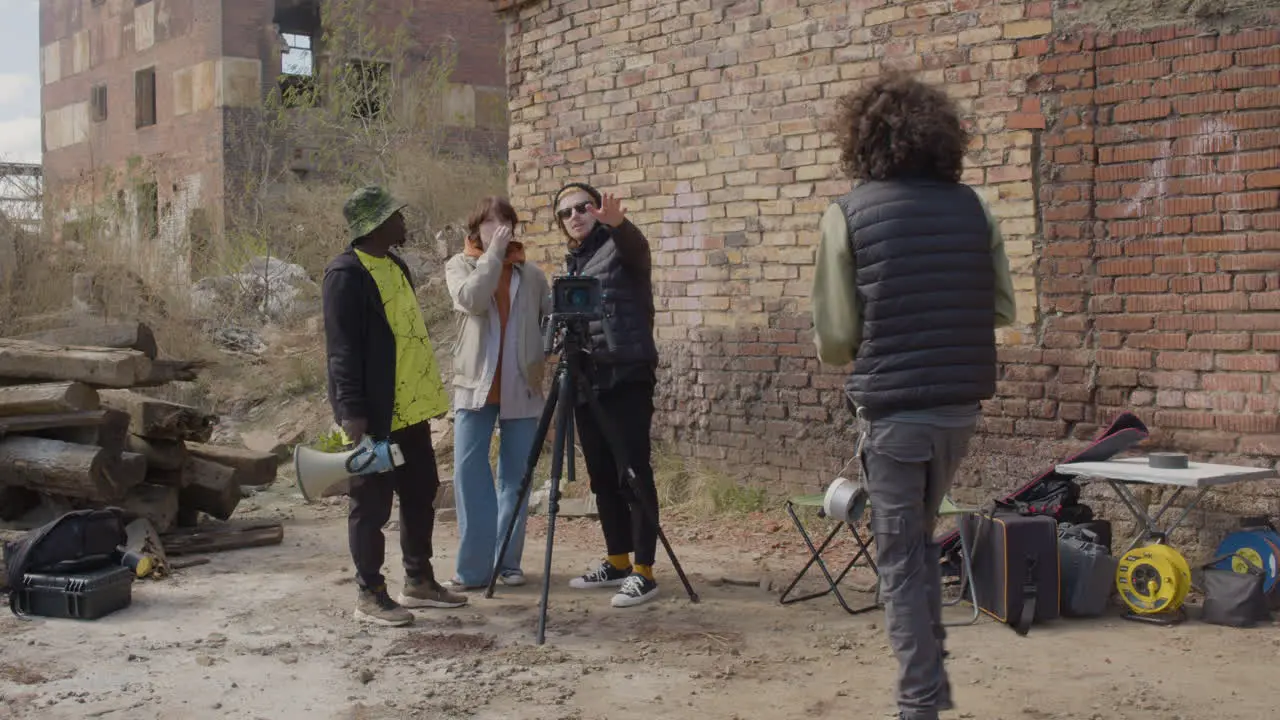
[2,479,1279,720]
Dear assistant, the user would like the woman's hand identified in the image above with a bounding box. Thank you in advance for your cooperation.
[589,193,626,227]
[488,225,513,255]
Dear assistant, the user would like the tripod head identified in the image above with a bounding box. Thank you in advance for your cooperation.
[541,262,617,357]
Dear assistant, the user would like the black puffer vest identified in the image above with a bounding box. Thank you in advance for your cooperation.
[836,179,998,414]
[565,224,658,383]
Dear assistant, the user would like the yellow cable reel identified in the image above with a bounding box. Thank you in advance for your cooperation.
[1115,542,1191,615]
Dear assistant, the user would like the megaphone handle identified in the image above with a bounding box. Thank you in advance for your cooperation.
[346,447,374,474]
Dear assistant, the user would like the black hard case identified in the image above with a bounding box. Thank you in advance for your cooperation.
[14,564,134,620]
[962,512,1061,634]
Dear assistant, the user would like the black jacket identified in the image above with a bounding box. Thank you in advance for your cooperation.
[565,220,658,391]
[835,179,998,414]
[321,246,416,439]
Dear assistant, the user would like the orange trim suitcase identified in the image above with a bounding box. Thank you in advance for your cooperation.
[961,512,1061,635]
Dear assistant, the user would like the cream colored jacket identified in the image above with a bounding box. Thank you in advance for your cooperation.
[444,248,552,420]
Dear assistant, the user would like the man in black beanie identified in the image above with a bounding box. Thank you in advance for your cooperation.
[552,182,662,609]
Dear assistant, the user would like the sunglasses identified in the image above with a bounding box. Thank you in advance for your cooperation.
[556,201,595,221]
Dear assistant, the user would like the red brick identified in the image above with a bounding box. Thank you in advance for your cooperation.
[1172,52,1233,73]
[1125,294,1182,313]
[1155,255,1217,273]
[1155,351,1213,371]
[1218,29,1280,51]
[1217,191,1280,212]
[1238,90,1280,110]
[1153,410,1216,430]
[1219,253,1280,271]
[1219,150,1280,172]
[1096,349,1153,369]
[1185,292,1249,312]
[1185,235,1248,253]
[1218,353,1280,373]
[1172,94,1237,116]
[1248,171,1280,189]
[1111,100,1171,123]
[1139,370,1200,390]
[1256,333,1280,351]
[1189,333,1252,352]
[1219,68,1280,90]
[1203,373,1264,392]
[1097,257,1152,276]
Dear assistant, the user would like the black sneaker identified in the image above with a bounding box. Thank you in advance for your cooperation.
[610,572,658,608]
[354,585,414,627]
[568,560,631,589]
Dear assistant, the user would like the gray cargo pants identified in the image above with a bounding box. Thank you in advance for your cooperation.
[860,416,976,720]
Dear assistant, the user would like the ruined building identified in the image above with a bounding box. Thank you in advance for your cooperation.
[488,0,1280,546]
[39,0,506,281]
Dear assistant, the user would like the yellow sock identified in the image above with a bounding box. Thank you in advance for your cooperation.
[607,554,632,571]
[634,564,654,581]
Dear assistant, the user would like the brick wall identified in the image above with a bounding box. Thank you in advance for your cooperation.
[493,0,1280,547]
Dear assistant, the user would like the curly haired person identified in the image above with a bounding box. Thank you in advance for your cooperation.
[811,73,1017,720]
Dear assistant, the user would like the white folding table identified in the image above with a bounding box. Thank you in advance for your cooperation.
[1054,457,1278,554]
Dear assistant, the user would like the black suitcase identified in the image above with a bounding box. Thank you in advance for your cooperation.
[1057,535,1117,617]
[14,564,134,620]
[962,512,1061,635]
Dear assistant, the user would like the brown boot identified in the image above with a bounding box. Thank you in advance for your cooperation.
[398,577,469,609]
[354,585,414,627]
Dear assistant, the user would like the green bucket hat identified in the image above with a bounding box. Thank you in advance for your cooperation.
[343,185,407,241]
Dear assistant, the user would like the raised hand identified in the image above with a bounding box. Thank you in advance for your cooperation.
[589,193,626,227]
[489,224,513,253]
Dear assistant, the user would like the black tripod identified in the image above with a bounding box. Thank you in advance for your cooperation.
[483,307,699,645]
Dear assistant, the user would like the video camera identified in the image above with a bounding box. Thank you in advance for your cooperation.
[550,274,603,319]
[542,273,615,355]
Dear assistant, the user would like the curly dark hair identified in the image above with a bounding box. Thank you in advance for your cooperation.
[834,71,969,183]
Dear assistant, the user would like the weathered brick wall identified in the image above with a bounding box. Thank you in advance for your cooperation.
[492,0,1280,547]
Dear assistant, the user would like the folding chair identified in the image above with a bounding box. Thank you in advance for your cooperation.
[938,496,981,627]
[778,493,880,614]
[779,492,983,622]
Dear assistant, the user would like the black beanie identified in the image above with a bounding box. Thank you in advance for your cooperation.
[552,182,604,239]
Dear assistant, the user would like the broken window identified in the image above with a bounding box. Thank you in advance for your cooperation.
[90,84,107,122]
[138,181,158,240]
[135,67,156,128]
[281,33,313,77]
[275,1,320,107]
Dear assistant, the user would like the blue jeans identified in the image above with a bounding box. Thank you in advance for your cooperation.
[452,404,538,586]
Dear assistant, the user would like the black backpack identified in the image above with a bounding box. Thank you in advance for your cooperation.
[2,508,128,616]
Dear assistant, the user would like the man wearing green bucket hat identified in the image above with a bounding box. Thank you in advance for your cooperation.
[322,184,466,627]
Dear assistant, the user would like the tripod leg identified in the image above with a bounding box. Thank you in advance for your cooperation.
[485,373,562,600]
[580,384,700,603]
[536,374,575,645]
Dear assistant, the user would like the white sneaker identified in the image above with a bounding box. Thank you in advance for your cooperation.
[610,573,659,608]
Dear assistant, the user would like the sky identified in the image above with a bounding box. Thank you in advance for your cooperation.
[0,0,40,165]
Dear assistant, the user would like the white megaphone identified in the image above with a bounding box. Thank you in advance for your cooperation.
[822,475,869,525]
[294,436,406,503]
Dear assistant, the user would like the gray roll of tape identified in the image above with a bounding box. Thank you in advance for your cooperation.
[1149,452,1189,469]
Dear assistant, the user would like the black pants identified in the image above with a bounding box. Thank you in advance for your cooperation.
[575,380,659,567]
[348,420,439,590]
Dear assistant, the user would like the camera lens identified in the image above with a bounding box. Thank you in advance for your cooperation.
[568,289,587,306]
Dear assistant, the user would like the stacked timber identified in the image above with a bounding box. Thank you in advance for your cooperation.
[0,323,279,538]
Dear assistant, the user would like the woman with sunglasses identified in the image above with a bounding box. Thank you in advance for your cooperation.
[551,182,662,609]
[443,196,552,591]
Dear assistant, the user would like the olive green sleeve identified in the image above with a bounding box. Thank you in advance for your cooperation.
[811,203,860,366]
[977,195,1018,328]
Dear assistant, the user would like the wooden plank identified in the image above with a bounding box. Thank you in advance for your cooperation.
[0,436,117,501]
[104,451,148,495]
[119,484,179,534]
[98,390,218,442]
[127,435,187,471]
[176,457,240,521]
[0,339,152,388]
[15,322,159,360]
[143,466,190,489]
[185,442,277,487]
[0,486,40,521]
[38,409,133,455]
[0,410,106,438]
[132,359,208,387]
[160,521,283,556]
[0,382,100,417]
